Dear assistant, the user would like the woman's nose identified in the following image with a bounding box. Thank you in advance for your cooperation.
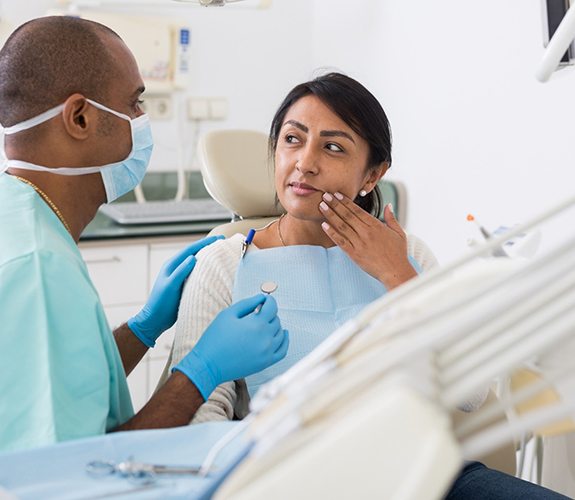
[296,147,319,175]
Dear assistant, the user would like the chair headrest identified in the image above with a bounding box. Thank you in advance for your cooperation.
[198,129,285,218]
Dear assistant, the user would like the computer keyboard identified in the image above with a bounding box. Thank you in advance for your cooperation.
[98,198,233,225]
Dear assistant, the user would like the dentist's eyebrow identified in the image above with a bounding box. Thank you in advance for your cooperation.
[320,130,355,143]
[283,120,308,133]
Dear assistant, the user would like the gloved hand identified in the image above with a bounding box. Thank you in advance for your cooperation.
[128,235,224,348]
[174,293,289,400]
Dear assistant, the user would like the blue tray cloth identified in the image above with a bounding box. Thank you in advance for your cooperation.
[0,421,249,500]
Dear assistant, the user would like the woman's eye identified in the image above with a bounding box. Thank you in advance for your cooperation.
[326,143,343,153]
[285,134,300,144]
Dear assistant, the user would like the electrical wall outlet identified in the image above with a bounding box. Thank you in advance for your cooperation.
[209,98,228,120]
[152,96,173,120]
[188,97,228,121]
[188,98,210,120]
[143,95,173,120]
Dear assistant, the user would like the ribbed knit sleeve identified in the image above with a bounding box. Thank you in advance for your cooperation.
[169,234,244,423]
[407,234,439,272]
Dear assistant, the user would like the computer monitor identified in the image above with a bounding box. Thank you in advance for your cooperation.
[542,0,575,64]
[537,0,575,81]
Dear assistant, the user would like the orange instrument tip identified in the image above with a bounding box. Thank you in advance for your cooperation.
[467,214,475,222]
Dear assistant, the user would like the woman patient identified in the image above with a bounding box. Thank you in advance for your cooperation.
[164,72,436,422]
[164,73,569,499]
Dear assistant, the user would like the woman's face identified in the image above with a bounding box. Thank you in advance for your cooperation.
[274,95,379,222]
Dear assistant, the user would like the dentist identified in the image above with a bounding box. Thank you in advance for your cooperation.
[0,16,289,452]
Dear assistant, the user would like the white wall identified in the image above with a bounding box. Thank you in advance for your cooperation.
[3,0,574,264]
[1,0,52,24]
[310,0,575,264]
[143,1,314,171]
[0,0,315,172]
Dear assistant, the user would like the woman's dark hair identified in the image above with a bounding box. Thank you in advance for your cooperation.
[269,72,392,217]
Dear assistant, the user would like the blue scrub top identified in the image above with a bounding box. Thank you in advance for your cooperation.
[0,174,134,452]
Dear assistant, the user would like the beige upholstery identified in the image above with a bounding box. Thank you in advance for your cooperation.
[511,368,575,494]
[198,129,283,237]
[511,369,575,437]
[199,129,284,220]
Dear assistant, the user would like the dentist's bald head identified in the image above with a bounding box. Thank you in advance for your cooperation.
[0,16,123,127]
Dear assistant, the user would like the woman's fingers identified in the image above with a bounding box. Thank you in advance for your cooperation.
[318,190,413,288]
[318,192,371,245]
[382,202,404,235]
[321,192,372,226]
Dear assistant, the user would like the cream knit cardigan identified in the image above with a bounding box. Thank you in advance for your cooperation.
[160,232,444,423]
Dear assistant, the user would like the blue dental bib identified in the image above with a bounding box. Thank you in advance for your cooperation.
[232,244,420,397]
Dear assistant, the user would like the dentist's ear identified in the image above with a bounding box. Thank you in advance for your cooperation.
[61,94,92,140]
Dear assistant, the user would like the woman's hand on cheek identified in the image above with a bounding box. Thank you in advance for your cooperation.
[319,192,418,290]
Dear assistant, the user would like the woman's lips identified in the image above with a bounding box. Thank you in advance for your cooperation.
[289,182,319,196]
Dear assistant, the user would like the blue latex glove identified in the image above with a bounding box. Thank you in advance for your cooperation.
[128,235,224,348]
[174,293,289,400]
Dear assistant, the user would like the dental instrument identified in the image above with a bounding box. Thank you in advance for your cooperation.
[254,281,277,314]
[466,214,510,257]
[86,457,208,484]
[467,214,541,259]
[260,281,277,295]
[241,229,256,258]
[467,213,491,240]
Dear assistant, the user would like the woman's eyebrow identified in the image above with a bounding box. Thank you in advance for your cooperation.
[320,130,355,143]
[283,119,308,132]
[283,120,355,144]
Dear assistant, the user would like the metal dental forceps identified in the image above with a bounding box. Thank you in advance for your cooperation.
[86,458,206,484]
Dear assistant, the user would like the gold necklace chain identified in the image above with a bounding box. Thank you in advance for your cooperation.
[12,175,72,235]
[276,213,287,247]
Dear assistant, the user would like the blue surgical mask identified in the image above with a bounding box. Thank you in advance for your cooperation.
[0,99,153,203]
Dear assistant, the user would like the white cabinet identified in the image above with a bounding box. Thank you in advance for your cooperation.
[80,235,204,412]
[81,245,148,306]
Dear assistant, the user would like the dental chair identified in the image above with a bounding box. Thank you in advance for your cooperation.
[198,129,281,237]
[197,128,517,481]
